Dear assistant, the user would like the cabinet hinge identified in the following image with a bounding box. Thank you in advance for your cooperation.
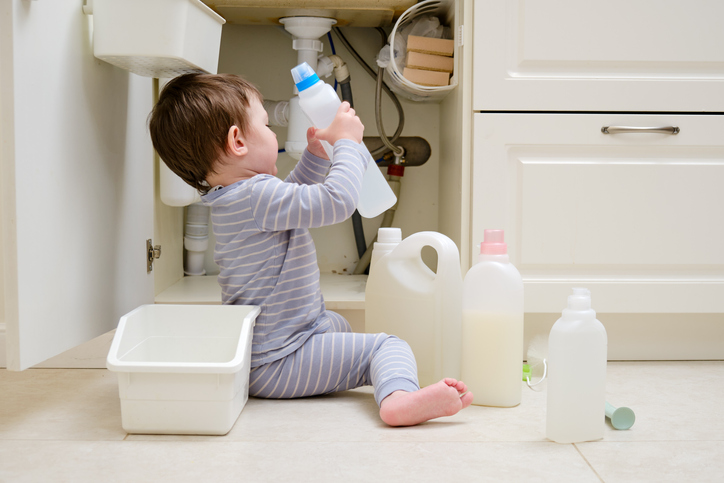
[146,239,161,273]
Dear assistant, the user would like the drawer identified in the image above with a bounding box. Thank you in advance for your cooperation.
[473,0,724,112]
[472,113,724,313]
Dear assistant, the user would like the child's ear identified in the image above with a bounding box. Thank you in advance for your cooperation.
[226,125,248,157]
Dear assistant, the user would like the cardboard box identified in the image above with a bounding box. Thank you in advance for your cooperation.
[402,67,451,87]
[406,51,454,73]
[407,35,454,57]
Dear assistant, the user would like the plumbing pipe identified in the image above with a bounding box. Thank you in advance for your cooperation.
[263,100,289,127]
[285,96,308,160]
[280,17,337,160]
[184,202,210,276]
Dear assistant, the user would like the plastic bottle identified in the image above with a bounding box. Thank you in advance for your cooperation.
[546,288,607,443]
[370,227,402,271]
[365,229,463,387]
[290,62,397,219]
[461,229,524,407]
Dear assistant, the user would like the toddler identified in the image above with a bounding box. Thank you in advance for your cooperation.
[149,73,473,426]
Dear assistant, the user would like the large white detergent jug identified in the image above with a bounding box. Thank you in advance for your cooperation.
[291,62,397,219]
[365,229,463,387]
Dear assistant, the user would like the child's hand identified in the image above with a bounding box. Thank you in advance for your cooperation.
[306,127,329,160]
[315,102,364,146]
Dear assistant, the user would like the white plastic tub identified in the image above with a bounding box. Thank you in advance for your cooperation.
[90,0,226,78]
[107,304,259,435]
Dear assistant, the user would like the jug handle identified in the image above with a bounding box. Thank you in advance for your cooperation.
[395,231,462,278]
[395,232,463,382]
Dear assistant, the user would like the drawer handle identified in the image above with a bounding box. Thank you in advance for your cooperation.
[602,126,680,135]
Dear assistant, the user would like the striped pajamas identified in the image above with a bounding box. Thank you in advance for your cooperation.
[201,140,420,406]
[249,311,419,406]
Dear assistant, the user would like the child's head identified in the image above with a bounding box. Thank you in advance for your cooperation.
[149,73,263,193]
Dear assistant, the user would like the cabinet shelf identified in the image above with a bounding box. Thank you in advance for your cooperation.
[155,274,367,310]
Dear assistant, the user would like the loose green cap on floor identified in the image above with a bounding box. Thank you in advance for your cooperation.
[606,401,636,430]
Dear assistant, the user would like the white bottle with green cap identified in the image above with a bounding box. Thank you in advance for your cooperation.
[546,288,608,443]
[291,62,397,219]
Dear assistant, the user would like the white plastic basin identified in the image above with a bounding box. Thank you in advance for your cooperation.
[107,304,259,435]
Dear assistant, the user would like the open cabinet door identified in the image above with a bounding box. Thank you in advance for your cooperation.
[1,0,155,370]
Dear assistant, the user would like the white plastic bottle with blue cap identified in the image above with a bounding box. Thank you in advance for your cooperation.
[291,62,397,219]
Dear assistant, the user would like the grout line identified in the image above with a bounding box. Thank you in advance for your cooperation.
[573,443,605,483]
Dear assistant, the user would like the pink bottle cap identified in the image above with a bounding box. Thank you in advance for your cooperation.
[480,229,507,255]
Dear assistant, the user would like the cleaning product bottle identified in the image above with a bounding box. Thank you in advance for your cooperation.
[365,229,463,387]
[461,229,524,407]
[290,62,396,219]
[546,288,607,443]
[370,227,402,270]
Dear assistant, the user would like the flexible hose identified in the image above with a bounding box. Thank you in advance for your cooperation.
[338,76,367,260]
[339,79,354,109]
[332,27,405,158]
[376,67,404,157]
[352,174,402,274]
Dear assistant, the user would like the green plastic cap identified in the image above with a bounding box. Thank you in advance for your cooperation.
[522,364,531,381]
[605,401,636,430]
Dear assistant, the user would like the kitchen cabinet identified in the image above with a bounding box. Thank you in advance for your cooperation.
[472,113,724,314]
[443,0,724,358]
[1,0,156,370]
[473,0,724,112]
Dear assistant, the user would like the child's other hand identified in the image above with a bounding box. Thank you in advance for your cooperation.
[315,102,364,146]
[306,127,329,160]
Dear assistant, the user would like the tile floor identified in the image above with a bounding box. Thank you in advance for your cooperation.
[1,361,722,482]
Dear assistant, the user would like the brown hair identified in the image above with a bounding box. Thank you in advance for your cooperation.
[148,73,263,193]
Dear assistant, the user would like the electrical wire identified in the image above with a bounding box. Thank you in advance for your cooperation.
[328,29,365,260]
[326,31,338,91]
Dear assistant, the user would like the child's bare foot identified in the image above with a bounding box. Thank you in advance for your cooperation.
[379,378,474,427]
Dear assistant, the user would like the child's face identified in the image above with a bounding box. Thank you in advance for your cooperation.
[244,97,278,176]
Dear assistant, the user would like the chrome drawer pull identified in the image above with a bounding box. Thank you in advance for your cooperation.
[601,126,680,135]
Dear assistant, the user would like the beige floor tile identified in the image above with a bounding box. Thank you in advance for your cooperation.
[3,362,722,483]
[577,441,724,483]
[127,383,550,443]
[0,369,126,441]
[603,361,724,442]
[0,440,600,483]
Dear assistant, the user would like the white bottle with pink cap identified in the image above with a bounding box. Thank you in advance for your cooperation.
[461,229,524,407]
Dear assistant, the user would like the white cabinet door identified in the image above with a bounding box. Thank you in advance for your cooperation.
[1,0,155,370]
[473,0,724,112]
[472,113,724,313]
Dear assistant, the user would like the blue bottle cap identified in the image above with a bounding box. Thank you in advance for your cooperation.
[291,62,320,92]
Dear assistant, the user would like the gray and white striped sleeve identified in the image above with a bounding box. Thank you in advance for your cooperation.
[251,139,368,231]
[285,149,331,186]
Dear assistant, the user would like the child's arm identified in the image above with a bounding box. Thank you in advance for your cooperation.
[285,101,363,186]
[284,127,332,186]
[250,103,367,231]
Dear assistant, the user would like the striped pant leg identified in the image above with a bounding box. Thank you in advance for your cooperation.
[324,310,353,333]
[249,332,419,406]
